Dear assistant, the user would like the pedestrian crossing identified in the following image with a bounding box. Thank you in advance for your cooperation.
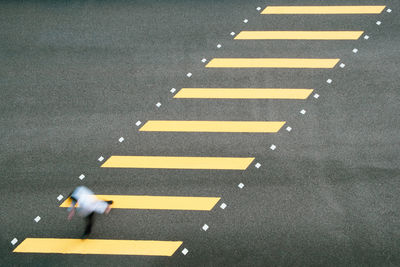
[14,238,182,256]
[60,195,220,211]
[205,58,340,68]
[15,3,387,258]
[234,31,364,40]
[139,120,285,133]
[261,5,386,14]
[101,155,254,170]
[174,88,313,99]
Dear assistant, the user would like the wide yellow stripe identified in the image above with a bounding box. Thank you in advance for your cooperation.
[262,6,386,14]
[13,238,182,256]
[174,88,313,99]
[205,58,339,68]
[139,120,285,133]
[101,156,254,170]
[60,195,220,211]
[235,31,363,40]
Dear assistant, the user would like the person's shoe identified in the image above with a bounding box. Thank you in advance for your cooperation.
[106,200,113,204]
[81,232,90,239]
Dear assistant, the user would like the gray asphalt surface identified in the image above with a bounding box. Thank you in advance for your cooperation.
[1,0,399,266]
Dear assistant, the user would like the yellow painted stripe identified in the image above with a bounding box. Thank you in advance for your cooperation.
[60,195,220,211]
[205,58,339,68]
[139,120,285,133]
[262,6,386,14]
[235,31,363,40]
[13,238,182,256]
[101,156,254,170]
[174,88,313,99]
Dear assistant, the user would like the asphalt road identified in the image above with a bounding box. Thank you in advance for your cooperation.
[1,0,399,266]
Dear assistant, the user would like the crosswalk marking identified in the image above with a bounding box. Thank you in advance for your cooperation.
[13,238,182,256]
[174,88,313,99]
[235,31,364,40]
[205,58,339,68]
[60,195,220,211]
[101,156,254,170]
[139,120,285,133]
[262,6,386,14]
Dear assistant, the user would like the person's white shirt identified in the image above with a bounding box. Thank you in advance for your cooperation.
[69,186,108,217]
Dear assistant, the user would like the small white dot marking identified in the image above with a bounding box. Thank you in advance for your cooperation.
[270,144,276,151]
[186,72,192,78]
[238,183,244,189]
[353,48,358,53]
[57,194,64,201]
[243,19,248,23]
[119,137,124,142]
[255,162,261,168]
[202,224,209,231]
[135,121,142,126]
[217,44,222,48]
[156,102,162,108]
[314,93,320,99]
[170,88,176,93]
[79,174,85,180]
[220,203,227,209]
[376,21,381,25]
[34,216,41,223]
[98,156,104,162]
[11,238,18,246]
[340,63,345,68]
[300,109,306,115]
[182,248,189,255]
[286,126,292,132]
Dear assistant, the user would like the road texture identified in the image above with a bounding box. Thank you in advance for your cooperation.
[1,0,399,266]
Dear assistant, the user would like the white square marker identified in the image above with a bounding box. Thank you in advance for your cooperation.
[220,203,227,209]
[364,35,369,40]
[170,88,176,93]
[57,194,64,201]
[230,32,235,36]
[156,102,162,108]
[135,120,142,126]
[11,238,18,246]
[376,21,381,25]
[238,183,244,189]
[119,137,125,142]
[340,63,346,68]
[217,44,222,48]
[201,58,207,63]
[353,48,358,53]
[255,162,261,168]
[34,216,41,223]
[286,126,292,132]
[202,224,209,231]
[182,248,189,255]
[326,79,332,84]
[256,7,261,11]
[300,109,306,115]
[243,19,248,23]
[186,72,192,78]
[98,156,104,162]
[79,174,85,180]
[387,9,392,13]
[270,144,276,151]
[314,93,320,99]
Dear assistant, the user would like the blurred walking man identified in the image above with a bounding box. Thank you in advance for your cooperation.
[67,186,113,238]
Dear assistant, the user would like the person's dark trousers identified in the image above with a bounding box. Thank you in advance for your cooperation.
[83,212,95,237]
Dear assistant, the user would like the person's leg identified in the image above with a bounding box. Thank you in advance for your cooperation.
[83,212,95,238]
